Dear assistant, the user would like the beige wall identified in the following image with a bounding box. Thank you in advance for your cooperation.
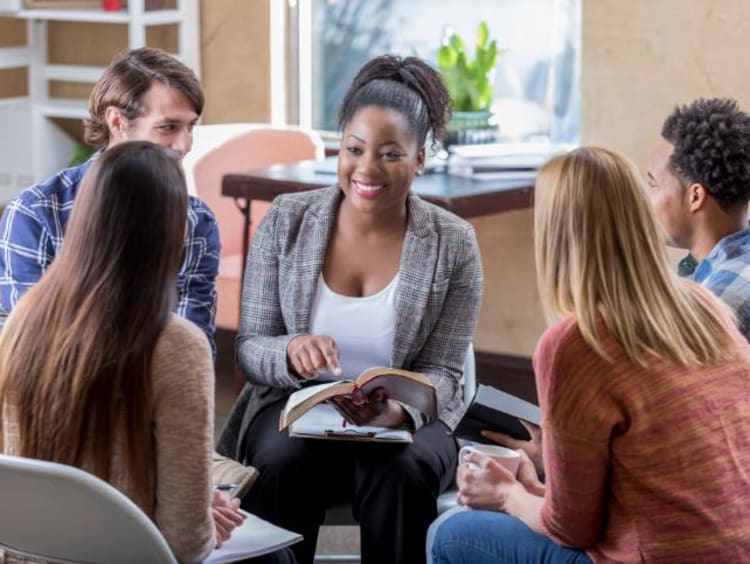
[582,0,750,168]
[201,0,270,123]
[470,209,543,354]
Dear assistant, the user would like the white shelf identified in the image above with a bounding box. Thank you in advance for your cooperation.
[17,8,181,25]
[44,64,105,83]
[0,97,30,109]
[0,0,199,182]
[141,9,182,25]
[0,46,31,69]
[36,98,88,120]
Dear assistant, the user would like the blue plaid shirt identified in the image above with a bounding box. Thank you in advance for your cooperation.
[683,228,750,341]
[0,155,221,355]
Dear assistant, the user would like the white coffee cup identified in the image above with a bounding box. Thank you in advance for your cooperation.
[459,444,521,477]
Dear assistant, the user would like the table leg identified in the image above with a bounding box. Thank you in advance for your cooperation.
[238,196,252,284]
[235,196,252,393]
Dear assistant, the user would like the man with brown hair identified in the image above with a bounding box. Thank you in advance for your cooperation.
[0,47,220,354]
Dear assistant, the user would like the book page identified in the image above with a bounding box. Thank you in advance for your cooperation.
[290,403,412,442]
[282,381,350,424]
[356,369,436,417]
[203,511,302,563]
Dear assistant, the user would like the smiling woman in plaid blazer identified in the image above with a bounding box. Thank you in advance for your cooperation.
[217,55,483,564]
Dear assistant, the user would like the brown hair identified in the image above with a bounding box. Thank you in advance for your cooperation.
[535,146,736,366]
[84,47,204,148]
[0,141,188,504]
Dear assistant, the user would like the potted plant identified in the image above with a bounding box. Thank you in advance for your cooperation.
[437,22,500,146]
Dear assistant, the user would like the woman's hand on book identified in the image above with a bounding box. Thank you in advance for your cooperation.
[211,489,245,547]
[330,386,407,428]
[287,334,342,379]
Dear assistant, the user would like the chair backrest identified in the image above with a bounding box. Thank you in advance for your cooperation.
[189,125,325,257]
[462,342,476,404]
[0,454,177,564]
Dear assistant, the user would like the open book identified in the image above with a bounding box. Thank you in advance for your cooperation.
[454,384,541,443]
[279,367,436,436]
[203,511,302,563]
[290,403,413,443]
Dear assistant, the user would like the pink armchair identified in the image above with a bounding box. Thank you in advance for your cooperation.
[188,125,325,331]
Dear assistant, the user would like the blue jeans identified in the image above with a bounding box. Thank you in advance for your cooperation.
[427,507,593,564]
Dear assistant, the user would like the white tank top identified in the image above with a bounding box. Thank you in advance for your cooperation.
[308,273,399,381]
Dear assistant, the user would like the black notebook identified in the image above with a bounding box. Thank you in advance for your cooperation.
[454,384,541,443]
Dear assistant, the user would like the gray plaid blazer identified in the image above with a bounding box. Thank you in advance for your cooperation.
[217,185,483,460]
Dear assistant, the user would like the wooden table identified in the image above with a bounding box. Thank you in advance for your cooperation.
[222,157,535,267]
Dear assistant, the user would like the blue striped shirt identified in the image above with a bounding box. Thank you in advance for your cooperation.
[0,155,221,355]
[687,228,750,341]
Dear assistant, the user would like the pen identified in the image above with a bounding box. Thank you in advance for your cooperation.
[215,483,239,492]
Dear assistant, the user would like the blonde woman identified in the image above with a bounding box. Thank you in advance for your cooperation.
[429,147,750,563]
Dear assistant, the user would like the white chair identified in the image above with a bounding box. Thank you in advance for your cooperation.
[0,454,177,564]
[315,345,476,563]
[436,344,475,515]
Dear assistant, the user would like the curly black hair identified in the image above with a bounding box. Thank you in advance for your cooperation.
[661,98,750,211]
[338,55,451,150]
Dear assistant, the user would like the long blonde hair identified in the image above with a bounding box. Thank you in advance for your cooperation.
[534,146,735,366]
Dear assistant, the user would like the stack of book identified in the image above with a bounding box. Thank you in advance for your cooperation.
[447,142,571,182]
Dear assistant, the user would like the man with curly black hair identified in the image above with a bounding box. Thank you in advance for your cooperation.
[648,97,750,339]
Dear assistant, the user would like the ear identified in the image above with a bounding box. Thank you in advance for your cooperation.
[104,106,128,144]
[686,182,709,212]
[415,146,426,176]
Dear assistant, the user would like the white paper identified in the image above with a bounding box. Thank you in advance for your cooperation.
[203,511,302,564]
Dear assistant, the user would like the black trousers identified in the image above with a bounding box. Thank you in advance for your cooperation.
[240,397,458,564]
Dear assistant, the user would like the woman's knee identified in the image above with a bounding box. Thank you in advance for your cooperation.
[430,510,520,564]
[426,507,468,564]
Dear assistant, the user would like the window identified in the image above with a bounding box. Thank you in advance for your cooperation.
[288,0,580,144]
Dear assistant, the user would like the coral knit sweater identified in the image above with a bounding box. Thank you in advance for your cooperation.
[535,316,750,563]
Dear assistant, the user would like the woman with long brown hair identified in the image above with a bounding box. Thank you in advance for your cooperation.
[0,141,245,562]
[429,146,750,563]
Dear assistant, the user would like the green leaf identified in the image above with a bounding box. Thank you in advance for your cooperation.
[449,33,465,55]
[478,81,493,110]
[456,51,468,72]
[437,22,500,112]
[437,45,456,69]
[478,21,488,48]
[486,40,498,70]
